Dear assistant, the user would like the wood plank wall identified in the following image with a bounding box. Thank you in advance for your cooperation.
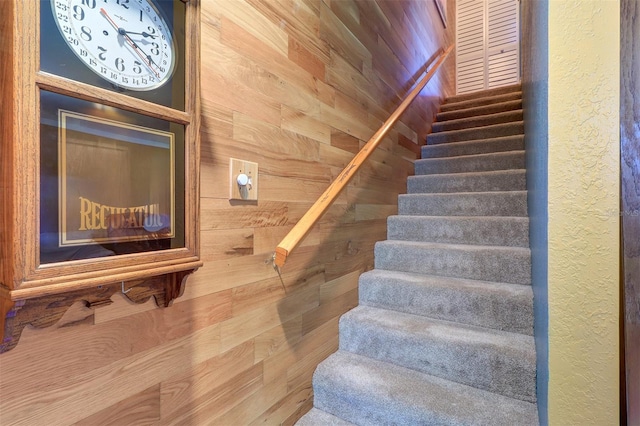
[0,0,454,424]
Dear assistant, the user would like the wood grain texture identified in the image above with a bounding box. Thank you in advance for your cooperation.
[621,0,640,422]
[0,0,454,423]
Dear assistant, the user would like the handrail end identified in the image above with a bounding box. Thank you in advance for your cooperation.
[274,247,289,268]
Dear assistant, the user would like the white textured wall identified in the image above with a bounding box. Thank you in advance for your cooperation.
[548,1,620,424]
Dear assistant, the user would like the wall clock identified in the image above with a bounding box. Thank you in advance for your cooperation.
[0,0,201,353]
[49,0,177,91]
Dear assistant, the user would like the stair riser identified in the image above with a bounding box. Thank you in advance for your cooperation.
[440,91,522,113]
[427,122,524,145]
[339,309,537,402]
[359,271,534,335]
[312,352,539,426]
[444,84,522,104]
[436,100,523,122]
[398,192,528,217]
[432,110,523,133]
[387,216,529,247]
[408,171,526,193]
[421,136,524,158]
[415,151,525,175]
[375,242,532,285]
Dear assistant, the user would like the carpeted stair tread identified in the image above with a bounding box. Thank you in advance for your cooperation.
[436,99,523,122]
[387,215,529,247]
[421,135,524,158]
[339,305,537,402]
[427,121,524,145]
[358,269,534,335]
[398,191,528,217]
[439,91,522,113]
[415,150,525,174]
[296,408,356,426]
[312,351,539,426]
[408,169,526,193]
[444,84,522,104]
[375,240,531,285]
[432,109,524,133]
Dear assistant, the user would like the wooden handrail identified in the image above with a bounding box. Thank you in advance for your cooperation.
[274,45,454,268]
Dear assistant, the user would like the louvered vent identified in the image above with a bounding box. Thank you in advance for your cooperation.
[456,0,520,94]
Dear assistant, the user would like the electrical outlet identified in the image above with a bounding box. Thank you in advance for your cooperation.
[229,158,258,201]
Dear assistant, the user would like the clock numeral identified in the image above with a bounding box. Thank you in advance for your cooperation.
[72,5,85,21]
[97,46,107,61]
[151,42,159,56]
[62,25,72,35]
[80,26,92,42]
[80,49,88,57]
[81,0,97,9]
[56,12,69,23]
[133,61,143,74]
[139,10,143,22]
[146,26,156,36]
[100,66,108,74]
[89,58,97,66]
[55,1,68,12]
[67,36,79,46]
[115,57,126,72]
[117,0,130,9]
[110,72,118,80]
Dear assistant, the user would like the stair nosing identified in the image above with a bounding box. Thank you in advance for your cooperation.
[387,214,529,221]
[415,149,525,162]
[436,99,523,120]
[342,304,535,345]
[408,169,526,180]
[360,268,533,290]
[442,90,523,107]
[423,134,524,148]
[399,190,528,197]
[428,121,524,137]
[375,239,532,254]
[434,109,524,127]
[445,82,522,103]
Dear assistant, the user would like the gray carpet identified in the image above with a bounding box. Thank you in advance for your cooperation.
[297,84,539,425]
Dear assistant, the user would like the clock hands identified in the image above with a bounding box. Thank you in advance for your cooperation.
[99,8,161,79]
[121,30,157,39]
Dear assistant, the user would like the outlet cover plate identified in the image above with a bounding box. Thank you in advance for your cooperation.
[229,158,258,201]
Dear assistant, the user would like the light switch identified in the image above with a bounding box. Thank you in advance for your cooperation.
[230,158,258,201]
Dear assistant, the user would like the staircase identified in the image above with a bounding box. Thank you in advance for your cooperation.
[297,84,539,425]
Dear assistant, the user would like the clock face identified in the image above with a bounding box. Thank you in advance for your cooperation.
[50,0,176,91]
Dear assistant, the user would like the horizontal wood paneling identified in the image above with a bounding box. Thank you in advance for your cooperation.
[0,0,454,424]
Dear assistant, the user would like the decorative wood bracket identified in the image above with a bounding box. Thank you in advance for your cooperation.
[0,269,196,354]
